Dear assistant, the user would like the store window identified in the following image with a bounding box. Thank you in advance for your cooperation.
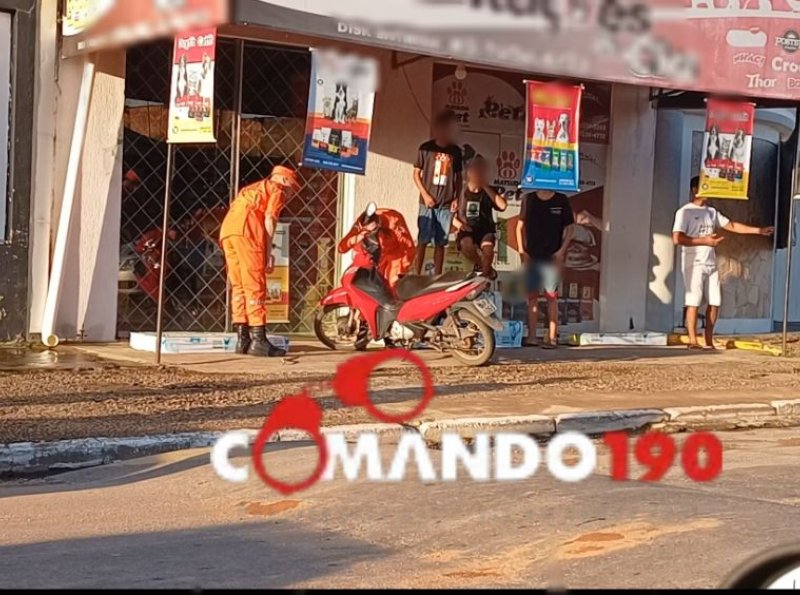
[120,40,339,336]
[0,12,11,243]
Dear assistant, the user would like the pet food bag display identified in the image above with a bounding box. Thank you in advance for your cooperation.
[167,28,217,144]
[265,223,291,324]
[302,48,378,175]
[698,99,754,201]
[521,81,581,193]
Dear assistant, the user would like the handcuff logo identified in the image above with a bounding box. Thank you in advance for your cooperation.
[212,350,435,495]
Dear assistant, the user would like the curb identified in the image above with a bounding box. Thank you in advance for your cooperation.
[3,401,800,476]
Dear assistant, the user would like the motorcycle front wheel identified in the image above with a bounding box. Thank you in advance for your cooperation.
[314,305,370,351]
[448,309,496,367]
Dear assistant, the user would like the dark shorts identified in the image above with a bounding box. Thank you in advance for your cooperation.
[526,260,561,299]
[417,204,454,247]
[457,227,496,249]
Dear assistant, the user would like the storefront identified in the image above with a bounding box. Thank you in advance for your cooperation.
[119,40,338,336]
[0,0,35,342]
[29,1,800,343]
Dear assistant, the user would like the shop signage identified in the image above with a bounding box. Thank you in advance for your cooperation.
[235,0,800,102]
[302,48,378,176]
[166,28,217,144]
[521,81,582,193]
[62,0,229,57]
[266,222,291,324]
[698,98,755,201]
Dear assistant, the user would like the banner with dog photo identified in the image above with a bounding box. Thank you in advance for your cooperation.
[520,82,581,193]
[698,99,754,201]
[167,28,217,144]
[302,48,378,175]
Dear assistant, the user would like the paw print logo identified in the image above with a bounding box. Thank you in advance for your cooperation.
[448,80,467,107]
[497,151,521,181]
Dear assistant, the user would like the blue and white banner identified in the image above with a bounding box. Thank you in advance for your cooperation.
[302,48,378,175]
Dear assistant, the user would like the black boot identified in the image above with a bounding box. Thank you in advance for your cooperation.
[248,326,286,358]
[234,323,251,355]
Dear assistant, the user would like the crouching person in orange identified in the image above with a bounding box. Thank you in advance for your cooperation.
[338,206,416,291]
[220,166,299,357]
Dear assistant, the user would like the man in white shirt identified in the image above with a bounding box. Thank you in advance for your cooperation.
[672,176,774,349]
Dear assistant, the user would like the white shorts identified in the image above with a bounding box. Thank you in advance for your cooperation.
[683,264,721,308]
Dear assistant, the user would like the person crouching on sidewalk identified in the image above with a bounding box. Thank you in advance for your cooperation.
[456,155,508,279]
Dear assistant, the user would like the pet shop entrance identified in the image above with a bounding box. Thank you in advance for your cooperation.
[119,40,341,337]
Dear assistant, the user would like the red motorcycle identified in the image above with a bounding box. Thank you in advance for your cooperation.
[315,203,502,366]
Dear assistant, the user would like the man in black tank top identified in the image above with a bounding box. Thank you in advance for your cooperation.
[516,189,575,348]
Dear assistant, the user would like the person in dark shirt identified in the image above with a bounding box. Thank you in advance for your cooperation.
[456,155,508,279]
[516,190,576,349]
[413,110,463,275]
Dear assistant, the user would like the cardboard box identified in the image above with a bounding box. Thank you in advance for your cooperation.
[496,321,524,349]
[129,332,291,354]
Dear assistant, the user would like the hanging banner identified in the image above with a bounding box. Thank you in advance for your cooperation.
[167,28,217,145]
[521,82,581,193]
[266,222,291,324]
[698,99,755,201]
[302,48,378,175]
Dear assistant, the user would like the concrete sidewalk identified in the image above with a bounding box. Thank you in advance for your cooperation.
[72,340,800,421]
[73,338,788,377]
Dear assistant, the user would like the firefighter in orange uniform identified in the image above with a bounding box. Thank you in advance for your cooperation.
[338,207,416,291]
[221,166,299,357]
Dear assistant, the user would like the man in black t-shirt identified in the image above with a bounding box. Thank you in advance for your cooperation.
[516,190,575,349]
[457,155,508,279]
[413,110,463,275]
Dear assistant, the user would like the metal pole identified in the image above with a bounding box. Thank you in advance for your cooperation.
[225,39,244,333]
[782,109,800,356]
[155,144,175,365]
[783,194,797,356]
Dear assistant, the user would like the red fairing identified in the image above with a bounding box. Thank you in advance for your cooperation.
[320,287,352,308]
[397,281,481,324]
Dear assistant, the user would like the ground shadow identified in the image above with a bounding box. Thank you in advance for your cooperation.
[0,519,386,588]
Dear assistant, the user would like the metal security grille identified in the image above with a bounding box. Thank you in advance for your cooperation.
[119,39,339,336]
[238,43,339,334]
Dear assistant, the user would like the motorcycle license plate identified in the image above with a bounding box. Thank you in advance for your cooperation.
[474,298,497,317]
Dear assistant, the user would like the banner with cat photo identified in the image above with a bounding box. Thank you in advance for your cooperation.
[698,99,755,201]
[167,28,217,144]
[302,48,378,175]
[521,81,581,193]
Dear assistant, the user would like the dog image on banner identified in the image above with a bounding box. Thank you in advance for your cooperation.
[520,81,582,193]
[698,99,754,201]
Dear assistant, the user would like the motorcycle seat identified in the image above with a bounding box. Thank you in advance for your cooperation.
[352,268,400,307]
[396,272,472,302]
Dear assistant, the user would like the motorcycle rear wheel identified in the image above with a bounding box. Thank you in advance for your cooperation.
[314,305,370,351]
[448,309,496,367]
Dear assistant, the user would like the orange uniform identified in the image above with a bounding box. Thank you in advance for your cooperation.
[220,179,289,326]
[339,209,416,290]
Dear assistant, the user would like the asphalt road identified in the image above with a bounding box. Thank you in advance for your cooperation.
[3,427,800,588]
